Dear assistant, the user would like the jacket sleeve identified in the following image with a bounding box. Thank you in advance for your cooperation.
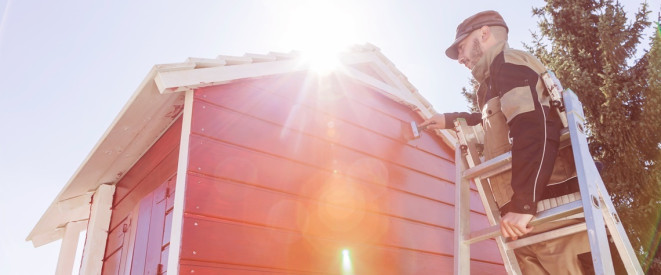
[492,61,561,215]
[443,112,481,128]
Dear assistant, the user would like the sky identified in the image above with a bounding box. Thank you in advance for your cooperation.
[0,0,657,274]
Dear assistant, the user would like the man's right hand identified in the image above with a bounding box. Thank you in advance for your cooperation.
[500,212,534,240]
[420,113,446,130]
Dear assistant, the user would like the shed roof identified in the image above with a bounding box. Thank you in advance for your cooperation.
[27,43,456,247]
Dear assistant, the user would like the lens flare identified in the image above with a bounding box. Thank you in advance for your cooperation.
[342,249,353,275]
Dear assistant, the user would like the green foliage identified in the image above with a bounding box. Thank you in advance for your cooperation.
[525,0,661,271]
[461,78,480,113]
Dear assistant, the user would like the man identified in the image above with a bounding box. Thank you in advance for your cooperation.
[422,10,591,274]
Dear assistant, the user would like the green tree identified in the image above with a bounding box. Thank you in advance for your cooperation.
[523,0,661,271]
[641,18,661,273]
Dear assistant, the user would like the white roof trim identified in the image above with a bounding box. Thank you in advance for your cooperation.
[28,44,456,247]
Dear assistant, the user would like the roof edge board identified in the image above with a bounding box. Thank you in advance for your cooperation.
[341,66,421,110]
[154,59,306,94]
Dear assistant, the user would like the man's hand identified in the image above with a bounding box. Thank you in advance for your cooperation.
[500,212,534,240]
[420,113,446,130]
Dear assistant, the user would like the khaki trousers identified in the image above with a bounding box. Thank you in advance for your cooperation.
[514,220,591,275]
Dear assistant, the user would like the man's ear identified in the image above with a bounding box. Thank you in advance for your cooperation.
[480,26,491,41]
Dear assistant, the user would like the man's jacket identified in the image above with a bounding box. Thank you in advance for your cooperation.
[444,41,576,214]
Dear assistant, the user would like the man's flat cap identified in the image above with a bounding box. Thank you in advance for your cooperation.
[445,10,508,60]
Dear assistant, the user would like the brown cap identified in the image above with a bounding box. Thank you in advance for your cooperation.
[445,10,508,60]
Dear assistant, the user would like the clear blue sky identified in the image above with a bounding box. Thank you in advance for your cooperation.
[0,0,656,274]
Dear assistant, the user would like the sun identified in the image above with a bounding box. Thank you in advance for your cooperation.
[280,1,359,74]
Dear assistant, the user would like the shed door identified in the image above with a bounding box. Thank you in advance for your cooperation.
[129,176,176,275]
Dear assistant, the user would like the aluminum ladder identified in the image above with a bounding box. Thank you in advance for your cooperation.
[452,84,644,274]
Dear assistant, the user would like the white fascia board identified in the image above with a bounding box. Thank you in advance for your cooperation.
[154,59,306,94]
[341,66,421,110]
[343,52,411,93]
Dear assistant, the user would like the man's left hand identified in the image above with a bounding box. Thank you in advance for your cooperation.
[500,212,534,240]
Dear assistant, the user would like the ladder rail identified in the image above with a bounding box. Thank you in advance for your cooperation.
[454,119,523,275]
[454,145,471,275]
[564,89,617,274]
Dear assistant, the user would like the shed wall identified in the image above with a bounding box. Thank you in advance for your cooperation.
[180,72,506,274]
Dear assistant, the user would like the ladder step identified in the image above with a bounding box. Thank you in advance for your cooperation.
[462,152,512,180]
[465,200,584,244]
[506,222,587,250]
[462,129,571,181]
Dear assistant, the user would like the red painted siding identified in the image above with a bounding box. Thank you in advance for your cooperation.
[180,72,505,274]
[101,118,181,274]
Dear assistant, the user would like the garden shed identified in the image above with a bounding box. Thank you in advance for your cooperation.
[27,44,505,274]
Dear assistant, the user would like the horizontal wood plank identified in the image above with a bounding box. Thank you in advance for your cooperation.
[184,174,498,262]
[187,135,485,214]
[104,217,127,258]
[190,101,454,183]
[236,74,428,131]
[178,259,506,275]
[180,215,503,274]
[195,78,452,159]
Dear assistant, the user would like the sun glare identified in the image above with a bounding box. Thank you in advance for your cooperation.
[280,1,359,74]
[342,249,354,275]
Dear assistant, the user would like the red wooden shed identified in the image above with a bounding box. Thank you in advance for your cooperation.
[28,44,505,275]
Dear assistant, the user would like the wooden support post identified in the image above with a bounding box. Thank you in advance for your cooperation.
[55,221,85,275]
[167,89,194,274]
[79,184,116,275]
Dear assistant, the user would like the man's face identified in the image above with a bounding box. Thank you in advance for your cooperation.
[456,31,483,70]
